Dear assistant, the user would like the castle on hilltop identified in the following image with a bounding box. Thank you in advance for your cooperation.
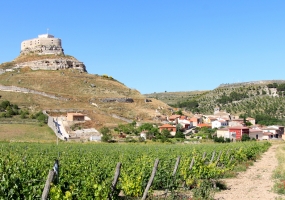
[0,33,88,72]
[20,34,64,55]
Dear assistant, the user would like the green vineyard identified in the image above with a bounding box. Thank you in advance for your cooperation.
[0,141,271,199]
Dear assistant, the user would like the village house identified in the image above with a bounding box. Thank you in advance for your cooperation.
[228,118,244,127]
[229,126,249,140]
[159,124,177,136]
[262,125,284,139]
[178,118,193,129]
[203,115,217,124]
[66,113,86,122]
[249,127,264,140]
[189,115,203,126]
[212,119,228,129]
[216,128,229,138]
[168,115,181,124]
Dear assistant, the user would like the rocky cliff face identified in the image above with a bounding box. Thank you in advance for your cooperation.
[0,55,87,73]
[14,57,87,72]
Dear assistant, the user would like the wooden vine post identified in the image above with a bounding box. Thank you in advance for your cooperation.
[210,151,216,163]
[142,159,159,200]
[41,160,59,200]
[172,156,181,177]
[108,162,121,199]
[41,170,55,200]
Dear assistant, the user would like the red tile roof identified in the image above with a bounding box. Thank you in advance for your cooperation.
[159,124,175,128]
[197,123,211,127]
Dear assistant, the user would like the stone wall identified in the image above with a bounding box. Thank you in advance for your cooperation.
[100,98,134,103]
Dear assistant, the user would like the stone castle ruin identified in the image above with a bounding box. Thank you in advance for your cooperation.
[1,34,87,72]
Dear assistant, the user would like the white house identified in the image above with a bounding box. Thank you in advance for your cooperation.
[212,119,228,129]
[249,128,264,140]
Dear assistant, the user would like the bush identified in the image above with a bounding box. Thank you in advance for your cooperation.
[214,136,225,143]
[241,134,251,142]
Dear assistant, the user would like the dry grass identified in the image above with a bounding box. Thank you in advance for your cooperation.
[0,69,171,129]
[0,124,56,142]
[273,142,285,194]
[13,54,75,63]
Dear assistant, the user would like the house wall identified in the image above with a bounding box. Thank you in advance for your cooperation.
[249,132,263,140]
[229,128,249,140]
[216,130,228,138]
[67,113,85,121]
[212,121,221,129]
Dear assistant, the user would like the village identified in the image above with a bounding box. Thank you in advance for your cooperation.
[49,105,284,143]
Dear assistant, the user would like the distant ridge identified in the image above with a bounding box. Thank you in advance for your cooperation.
[218,80,285,88]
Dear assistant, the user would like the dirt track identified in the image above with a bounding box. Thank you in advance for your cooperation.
[215,143,283,200]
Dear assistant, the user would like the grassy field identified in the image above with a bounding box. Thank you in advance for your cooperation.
[0,123,56,142]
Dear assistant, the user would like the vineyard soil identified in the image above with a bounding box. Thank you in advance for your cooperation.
[215,143,284,200]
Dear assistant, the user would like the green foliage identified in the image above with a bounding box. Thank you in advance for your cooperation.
[216,91,249,104]
[0,100,11,110]
[161,129,171,138]
[192,180,215,200]
[175,130,185,138]
[175,110,183,115]
[137,123,159,136]
[0,141,270,199]
[241,134,251,141]
[115,122,138,135]
[100,127,112,142]
[214,136,226,143]
[175,100,199,113]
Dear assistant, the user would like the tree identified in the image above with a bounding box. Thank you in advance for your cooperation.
[175,110,183,115]
[100,127,112,142]
[161,129,171,138]
[175,130,185,138]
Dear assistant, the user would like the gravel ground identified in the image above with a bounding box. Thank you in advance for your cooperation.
[215,144,283,200]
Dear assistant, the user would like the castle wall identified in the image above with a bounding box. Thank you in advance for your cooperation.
[20,34,63,55]
[21,38,61,51]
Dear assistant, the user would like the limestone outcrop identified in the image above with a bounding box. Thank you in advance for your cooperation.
[14,58,87,72]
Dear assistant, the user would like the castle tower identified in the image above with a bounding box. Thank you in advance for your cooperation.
[20,34,64,55]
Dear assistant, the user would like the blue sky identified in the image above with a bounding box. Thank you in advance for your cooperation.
[1,1,285,94]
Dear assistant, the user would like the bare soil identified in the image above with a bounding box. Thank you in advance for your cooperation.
[215,143,283,200]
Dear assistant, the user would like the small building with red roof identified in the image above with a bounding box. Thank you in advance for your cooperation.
[159,124,177,133]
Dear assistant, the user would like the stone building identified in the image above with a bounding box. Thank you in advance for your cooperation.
[21,34,64,55]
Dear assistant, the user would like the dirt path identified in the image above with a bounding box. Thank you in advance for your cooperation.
[215,143,283,200]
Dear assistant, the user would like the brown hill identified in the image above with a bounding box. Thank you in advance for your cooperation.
[0,68,172,129]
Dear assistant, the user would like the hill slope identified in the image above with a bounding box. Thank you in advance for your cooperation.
[0,68,172,129]
[145,80,285,125]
